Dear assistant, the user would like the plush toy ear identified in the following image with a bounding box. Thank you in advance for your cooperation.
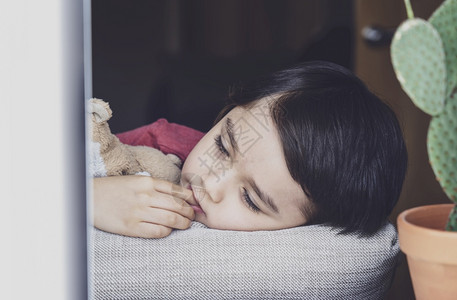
[166,154,182,168]
[88,98,113,123]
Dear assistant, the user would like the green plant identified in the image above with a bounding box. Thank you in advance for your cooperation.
[391,0,457,231]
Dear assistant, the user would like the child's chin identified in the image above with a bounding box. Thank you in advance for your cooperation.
[194,214,206,224]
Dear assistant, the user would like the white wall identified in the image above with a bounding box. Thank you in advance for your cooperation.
[0,0,89,299]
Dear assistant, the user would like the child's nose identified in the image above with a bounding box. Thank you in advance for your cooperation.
[198,172,222,204]
[201,166,239,204]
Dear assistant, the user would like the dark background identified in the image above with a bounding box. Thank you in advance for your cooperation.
[92,0,353,133]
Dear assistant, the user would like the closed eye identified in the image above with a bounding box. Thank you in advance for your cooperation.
[214,134,229,157]
[242,187,260,213]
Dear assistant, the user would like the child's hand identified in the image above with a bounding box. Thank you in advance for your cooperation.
[93,176,195,238]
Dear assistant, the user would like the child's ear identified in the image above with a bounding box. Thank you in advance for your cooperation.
[88,98,112,123]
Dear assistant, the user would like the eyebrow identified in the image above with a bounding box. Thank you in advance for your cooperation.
[225,118,279,214]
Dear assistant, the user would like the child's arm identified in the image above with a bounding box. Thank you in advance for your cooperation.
[93,175,195,238]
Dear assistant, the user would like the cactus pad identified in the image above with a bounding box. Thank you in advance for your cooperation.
[429,0,457,96]
[391,18,446,116]
[427,92,457,203]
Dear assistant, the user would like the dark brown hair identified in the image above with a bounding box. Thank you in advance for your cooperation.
[217,61,407,235]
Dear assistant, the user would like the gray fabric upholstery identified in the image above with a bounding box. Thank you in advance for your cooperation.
[90,222,399,299]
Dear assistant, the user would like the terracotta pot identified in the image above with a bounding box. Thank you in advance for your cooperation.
[397,204,457,300]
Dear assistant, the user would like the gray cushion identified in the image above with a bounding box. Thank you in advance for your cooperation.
[90,221,399,299]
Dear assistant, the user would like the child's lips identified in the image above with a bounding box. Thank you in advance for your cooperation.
[191,204,205,214]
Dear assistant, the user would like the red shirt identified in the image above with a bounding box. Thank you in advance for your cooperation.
[116,118,205,162]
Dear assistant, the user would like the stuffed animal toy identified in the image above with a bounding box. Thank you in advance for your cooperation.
[87,98,182,184]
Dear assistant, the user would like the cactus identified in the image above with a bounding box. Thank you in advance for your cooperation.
[391,0,457,231]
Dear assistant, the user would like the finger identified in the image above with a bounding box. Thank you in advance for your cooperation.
[136,222,173,239]
[140,191,195,220]
[152,179,194,202]
[140,208,193,230]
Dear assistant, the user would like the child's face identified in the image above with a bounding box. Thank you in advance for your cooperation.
[181,103,311,231]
